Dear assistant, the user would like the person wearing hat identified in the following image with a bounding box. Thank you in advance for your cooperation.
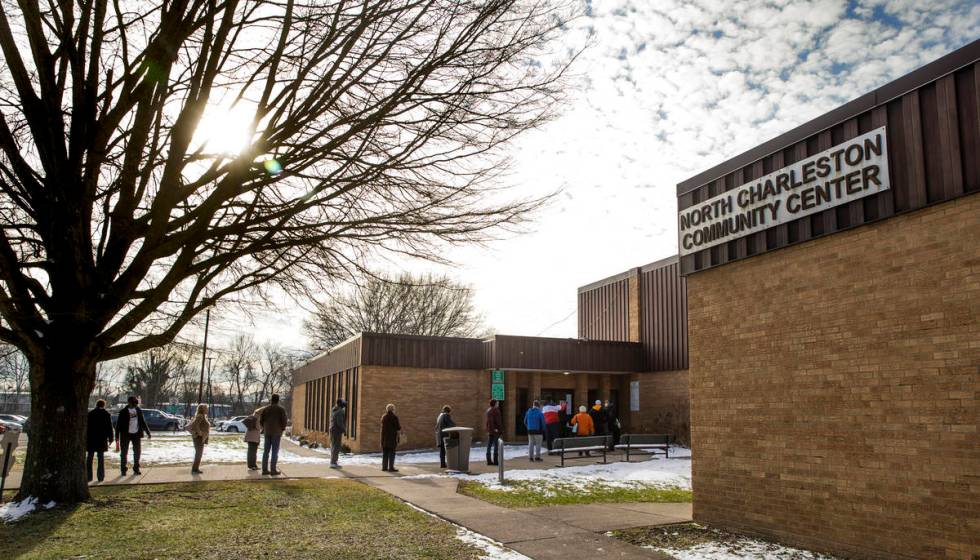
[257,393,288,475]
[329,398,347,469]
[571,405,595,456]
[589,399,608,437]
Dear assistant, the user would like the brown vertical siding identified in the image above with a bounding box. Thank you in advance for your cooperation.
[677,42,980,275]
[292,336,361,385]
[638,258,689,371]
[576,271,633,341]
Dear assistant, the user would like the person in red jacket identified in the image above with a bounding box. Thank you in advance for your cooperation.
[485,399,502,465]
[541,400,562,451]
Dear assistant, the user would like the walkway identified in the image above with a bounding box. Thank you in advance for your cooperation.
[363,475,686,559]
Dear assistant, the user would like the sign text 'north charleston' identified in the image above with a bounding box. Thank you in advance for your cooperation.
[678,126,890,256]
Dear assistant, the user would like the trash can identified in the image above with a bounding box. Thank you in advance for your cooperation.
[442,427,474,473]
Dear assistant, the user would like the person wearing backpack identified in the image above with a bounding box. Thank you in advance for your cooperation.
[242,411,261,471]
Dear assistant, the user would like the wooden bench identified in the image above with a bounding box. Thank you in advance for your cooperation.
[553,435,611,467]
[615,434,671,461]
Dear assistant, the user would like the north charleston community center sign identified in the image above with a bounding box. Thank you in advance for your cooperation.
[678,127,890,256]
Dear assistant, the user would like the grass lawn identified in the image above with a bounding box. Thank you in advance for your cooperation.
[457,479,692,508]
[2,479,483,560]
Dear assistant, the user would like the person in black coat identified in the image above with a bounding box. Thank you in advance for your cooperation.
[434,405,455,469]
[380,404,401,472]
[605,399,621,450]
[86,399,115,482]
[115,395,151,476]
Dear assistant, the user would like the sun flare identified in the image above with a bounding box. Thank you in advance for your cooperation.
[194,103,257,156]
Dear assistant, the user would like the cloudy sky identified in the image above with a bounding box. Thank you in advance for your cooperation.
[219,0,979,350]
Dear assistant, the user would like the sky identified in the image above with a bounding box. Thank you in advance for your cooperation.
[210,0,980,351]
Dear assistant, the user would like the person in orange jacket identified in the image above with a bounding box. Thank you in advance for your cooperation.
[570,405,595,457]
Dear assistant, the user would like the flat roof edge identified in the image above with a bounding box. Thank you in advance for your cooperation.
[577,254,681,293]
[676,38,980,196]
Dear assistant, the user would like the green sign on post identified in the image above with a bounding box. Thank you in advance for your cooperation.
[492,383,505,401]
[491,369,505,400]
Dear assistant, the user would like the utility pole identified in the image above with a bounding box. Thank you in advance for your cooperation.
[197,308,210,404]
[206,357,214,420]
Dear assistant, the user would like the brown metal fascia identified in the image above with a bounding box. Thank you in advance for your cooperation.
[577,268,638,293]
[676,37,980,197]
[639,255,680,273]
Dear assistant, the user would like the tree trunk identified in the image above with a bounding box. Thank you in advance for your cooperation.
[16,351,95,504]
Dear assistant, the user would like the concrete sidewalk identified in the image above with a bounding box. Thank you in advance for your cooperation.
[363,475,685,559]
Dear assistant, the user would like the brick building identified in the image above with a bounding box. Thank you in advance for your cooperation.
[291,40,979,559]
[291,254,690,453]
[675,41,980,560]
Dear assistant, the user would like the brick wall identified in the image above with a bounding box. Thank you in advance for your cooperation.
[355,366,488,453]
[622,370,690,446]
[291,383,306,434]
[688,194,980,559]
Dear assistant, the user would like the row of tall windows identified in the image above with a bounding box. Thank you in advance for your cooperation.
[304,367,358,439]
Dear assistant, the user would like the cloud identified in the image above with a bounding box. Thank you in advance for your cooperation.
[251,0,980,347]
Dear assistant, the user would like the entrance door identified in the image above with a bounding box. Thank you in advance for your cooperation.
[515,388,528,436]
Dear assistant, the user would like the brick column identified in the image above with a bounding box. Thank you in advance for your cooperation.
[530,371,542,402]
[504,370,517,441]
[628,269,642,343]
[599,374,611,403]
[574,372,589,413]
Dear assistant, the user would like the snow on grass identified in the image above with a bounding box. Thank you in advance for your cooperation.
[104,433,330,465]
[655,539,839,560]
[455,525,533,560]
[0,497,54,523]
[403,501,531,560]
[408,446,691,495]
[289,437,528,465]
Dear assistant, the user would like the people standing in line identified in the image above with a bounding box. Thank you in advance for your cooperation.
[541,400,562,451]
[485,399,502,466]
[435,405,455,469]
[605,399,621,451]
[329,398,347,469]
[257,393,288,475]
[115,396,151,476]
[86,399,114,483]
[188,404,211,474]
[524,400,546,462]
[380,403,401,472]
[571,405,595,456]
[589,399,608,437]
[242,411,261,471]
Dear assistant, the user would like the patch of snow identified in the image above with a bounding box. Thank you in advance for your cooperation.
[1,497,39,523]
[289,436,527,465]
[42,501,56,510]
[654,539,840,560]
[409,446,691,493]
[106,433,331,465]
[403,502,530,560]
[456,525,533,560]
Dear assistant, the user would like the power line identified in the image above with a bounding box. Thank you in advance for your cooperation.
[535,308,576,337]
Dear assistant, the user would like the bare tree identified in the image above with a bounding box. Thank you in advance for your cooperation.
[0,343,29,413]
[0,1,576,501]
[253,342,293,407]
[92,360,125,404]
[305,272,485,350]
[122,344,193,409]
[222,335,257,414]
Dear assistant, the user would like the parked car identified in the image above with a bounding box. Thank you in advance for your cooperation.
[111,408,185,431]
[217,416,247,432]
[0,418,23,432]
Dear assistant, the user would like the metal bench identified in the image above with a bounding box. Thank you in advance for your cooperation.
[615,434,671,461]
[553,435,610,467]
